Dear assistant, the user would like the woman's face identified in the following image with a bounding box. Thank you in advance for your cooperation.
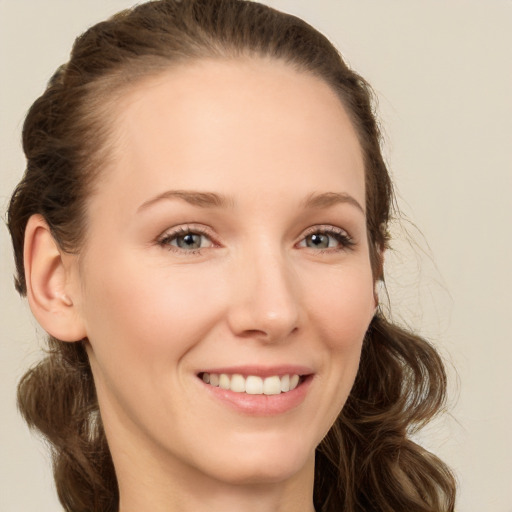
[72,58,376,489]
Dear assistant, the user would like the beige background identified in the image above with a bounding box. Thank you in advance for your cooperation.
[1,1,511,510]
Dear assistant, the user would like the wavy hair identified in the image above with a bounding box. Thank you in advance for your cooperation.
[7,1,456,510]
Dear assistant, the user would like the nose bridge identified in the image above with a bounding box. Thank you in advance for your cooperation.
[228,238,300,341]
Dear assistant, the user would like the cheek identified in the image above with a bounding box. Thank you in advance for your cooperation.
[78,255,224,430]
[304,261,375,348]
[79,253,220,366]
[307,261,374,389]
[296,261,374,440]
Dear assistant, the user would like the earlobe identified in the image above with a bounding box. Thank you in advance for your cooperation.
[24,214,86,342]
[373,246,386,309]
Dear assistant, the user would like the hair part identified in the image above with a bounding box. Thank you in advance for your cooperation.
[8,1,455,510]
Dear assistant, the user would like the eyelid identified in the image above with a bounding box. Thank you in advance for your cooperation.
[300,224,351,238]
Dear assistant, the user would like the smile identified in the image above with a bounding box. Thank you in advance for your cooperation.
[200,373,302,395]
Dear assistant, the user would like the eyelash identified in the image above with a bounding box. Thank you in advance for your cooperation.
[157,224,355,255]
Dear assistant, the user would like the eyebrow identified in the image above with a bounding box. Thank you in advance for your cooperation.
[137,190,233,211]
[301,192,365,214]
[137,189,364,214]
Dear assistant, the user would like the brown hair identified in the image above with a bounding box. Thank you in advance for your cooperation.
[7,1,456,510]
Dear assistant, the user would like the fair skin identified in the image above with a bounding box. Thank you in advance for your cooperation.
[25,58,376,512]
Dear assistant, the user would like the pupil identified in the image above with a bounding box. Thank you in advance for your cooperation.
[308,233,329,248]
[178,233,201,249]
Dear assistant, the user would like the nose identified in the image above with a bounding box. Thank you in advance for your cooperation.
[226,244,301,343]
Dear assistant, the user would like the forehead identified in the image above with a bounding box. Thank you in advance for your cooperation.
[91,58,365,213]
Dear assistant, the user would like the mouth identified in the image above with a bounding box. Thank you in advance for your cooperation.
[198,372,307,395]
[195,365,314,415]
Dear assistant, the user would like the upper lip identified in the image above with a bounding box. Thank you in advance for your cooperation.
[197,365,314,378]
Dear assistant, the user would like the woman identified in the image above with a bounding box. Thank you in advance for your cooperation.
[7,0,456,510]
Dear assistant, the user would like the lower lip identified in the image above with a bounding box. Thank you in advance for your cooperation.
[199,375,313,416]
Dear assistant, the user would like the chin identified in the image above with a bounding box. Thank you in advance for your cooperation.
[212,463,309,487]
[196,437,315,486]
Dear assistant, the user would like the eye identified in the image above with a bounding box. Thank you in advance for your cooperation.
[297,226,354,251]
[158,227,214,252]
[304,233,337,249]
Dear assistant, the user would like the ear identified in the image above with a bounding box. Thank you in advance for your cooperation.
[24,214,86,342]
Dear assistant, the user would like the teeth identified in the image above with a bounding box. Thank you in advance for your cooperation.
[263,376,281,395]
[246,376,263,394]
[230,374,246,393]
[201,373,303,395]
[219,373,230,389]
